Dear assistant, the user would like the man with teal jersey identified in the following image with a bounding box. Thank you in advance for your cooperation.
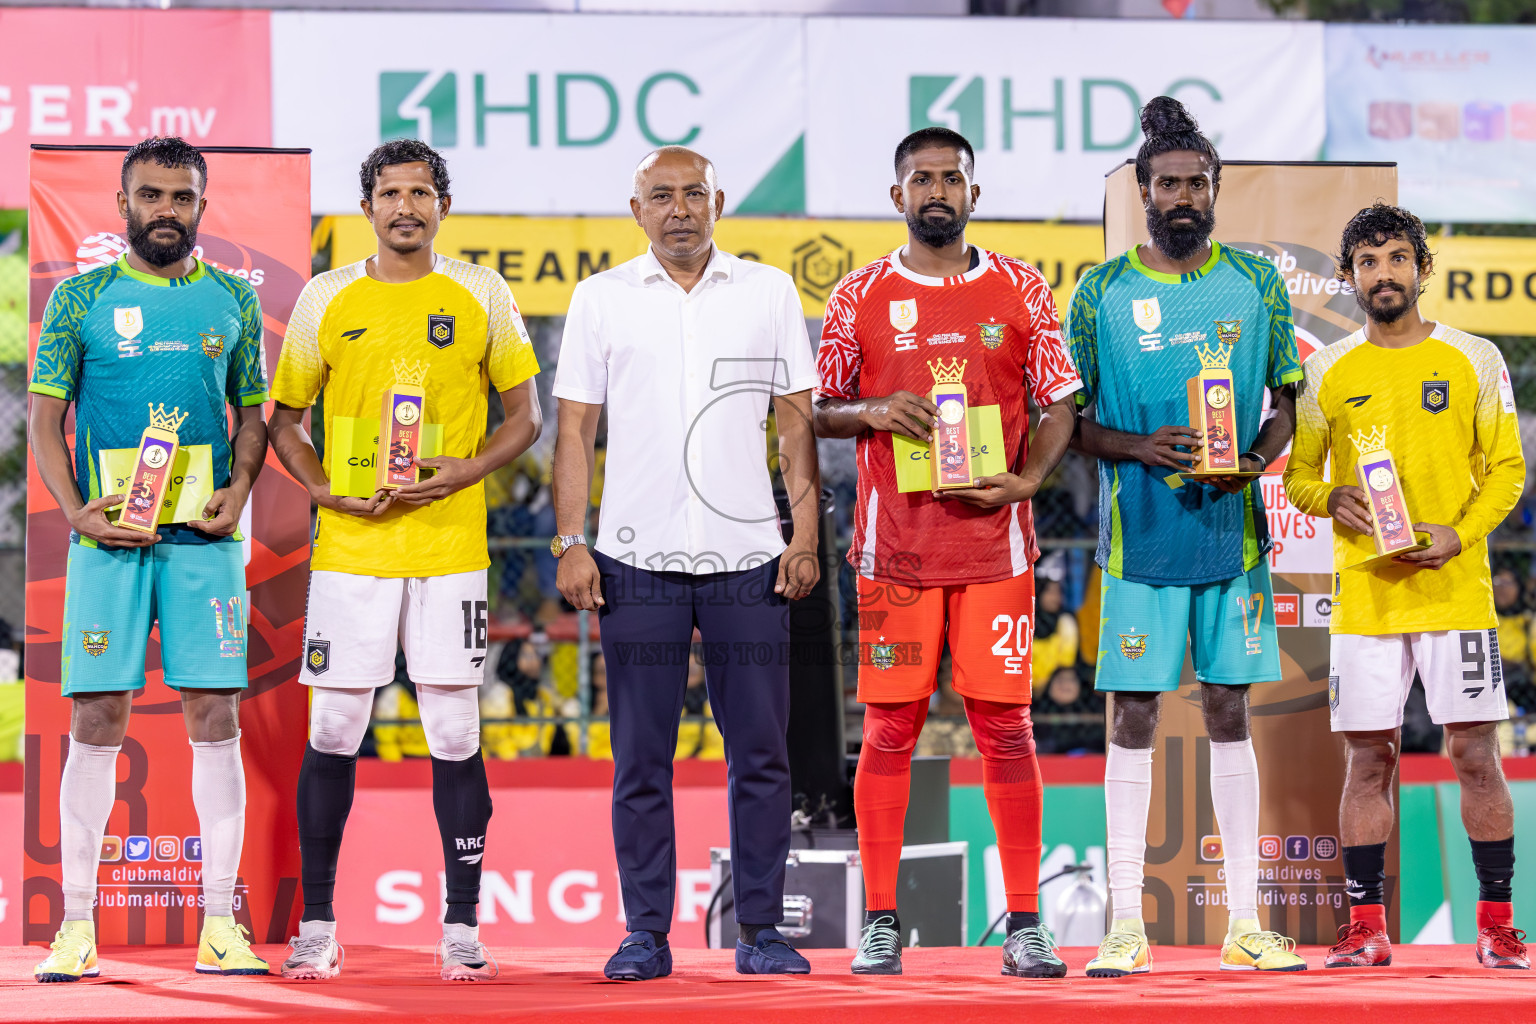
[1068,98,1307,978]
[28,138,271,982]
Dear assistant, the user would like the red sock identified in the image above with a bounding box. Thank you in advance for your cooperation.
[1478,900,1514,930]
[855,700,928,910]
[965,698,1043,914]
[1350,903,1388,933]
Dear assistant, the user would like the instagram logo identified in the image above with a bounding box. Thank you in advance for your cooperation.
[1259,835,1282,861]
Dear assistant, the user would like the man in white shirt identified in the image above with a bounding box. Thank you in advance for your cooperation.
[552,146,822,980]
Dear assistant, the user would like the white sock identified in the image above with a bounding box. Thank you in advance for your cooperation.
[1105,743,1154,920]
[1210,738,1260,923]
[60,738,121,921]
[191,733,246,920]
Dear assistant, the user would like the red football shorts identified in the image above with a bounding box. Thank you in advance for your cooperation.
[855,571,1036,704]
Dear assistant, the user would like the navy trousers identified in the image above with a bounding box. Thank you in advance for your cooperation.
[594,550,792,933]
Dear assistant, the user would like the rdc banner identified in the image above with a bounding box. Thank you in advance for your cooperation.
[1103,160,1399,945]
[23,146,312,946]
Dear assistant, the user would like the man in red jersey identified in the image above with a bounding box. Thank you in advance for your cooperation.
[813,127,1081,977]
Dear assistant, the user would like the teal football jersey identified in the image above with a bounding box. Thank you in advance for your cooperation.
[1067,242,1301,586]
[29,258,268,545]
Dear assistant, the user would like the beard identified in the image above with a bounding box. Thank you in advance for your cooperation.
[1145,202,1215,262]
[1355,282,1415,325]
[127,209,198,267]
[907,200,968,249]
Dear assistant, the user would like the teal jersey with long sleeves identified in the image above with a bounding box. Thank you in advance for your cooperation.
[1067,242,1302,586]
[29,258,269,545]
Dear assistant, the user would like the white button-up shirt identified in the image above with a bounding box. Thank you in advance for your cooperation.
[553,245,819,574]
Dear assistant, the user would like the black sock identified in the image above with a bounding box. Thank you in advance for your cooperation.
[1342,843,1387,907]
[432,752,493,927]
[445,903,478,927]
[741,923,779,945]
[297,746,357,922]
[1471,837,1516,903]
[865,909,900,933]
[648,930,669,947]
[1006,911,1041,934]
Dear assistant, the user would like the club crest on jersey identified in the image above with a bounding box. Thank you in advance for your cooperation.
[1422,380,1449,414]
[1214,319,1243,344]
[1328,674,1340,712]
[199,332,225,358]
[428,313,456,349]
[1119,633,1148,661]
[306,638,331,675]
[978,322,1005,349]
[889,299,918,333]
[870,636,898,671]
[81,630,110,657]
[1131,298,1161,333]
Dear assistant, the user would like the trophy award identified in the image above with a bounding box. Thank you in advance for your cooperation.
[1179,343,1257,481]
[378,359,428,490]
[928,357,973,490]
[1348,425,1430,570]
[118,403,188,533]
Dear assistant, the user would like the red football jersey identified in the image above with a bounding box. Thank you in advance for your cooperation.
[818,247,1081,586]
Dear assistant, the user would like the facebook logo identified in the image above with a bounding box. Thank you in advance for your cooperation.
[1285,836,1310,861]
[183,837,203,862]
[124,836,151,862]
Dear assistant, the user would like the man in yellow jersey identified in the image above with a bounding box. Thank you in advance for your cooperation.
[268,140,542,980]
[1284,203,1527,971]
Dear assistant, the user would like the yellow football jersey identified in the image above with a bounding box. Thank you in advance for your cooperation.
[272,254,540,577]
[1284,323,1524,634]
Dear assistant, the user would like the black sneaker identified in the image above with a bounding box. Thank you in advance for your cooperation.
[851,914,903,975]
[1001,923,1067,979]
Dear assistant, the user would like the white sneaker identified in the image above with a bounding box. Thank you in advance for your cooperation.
[281,920,344,980]
[436,922,498,981]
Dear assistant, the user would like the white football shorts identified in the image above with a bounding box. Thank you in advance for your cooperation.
[1328,629,1509,732]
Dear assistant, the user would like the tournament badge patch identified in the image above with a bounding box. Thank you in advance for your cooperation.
[427,313,456,349]
[199,331,226,358]
[81,630,111,657]
[1214,319,1243,344]
[1328,674,1340,712]
[978,321,1006,349]
[870,636,898,671]
[1119,632,1148,661]
[1422,380,1449,414]
[1131,298,1161,333]
[889,299,918,333]
[306,638,331,675]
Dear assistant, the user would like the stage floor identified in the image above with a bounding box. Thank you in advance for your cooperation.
[0,944,1529,1023]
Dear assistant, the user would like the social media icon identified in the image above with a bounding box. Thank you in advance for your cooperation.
[154,836,179,862]
[183,836,203,862]
[124,835,151,862]
[1314,835,1340,861]
[1285,835,1310,861]
[1200,835,1224,862]
[100,836,123,863]
[1259,835,1283,861]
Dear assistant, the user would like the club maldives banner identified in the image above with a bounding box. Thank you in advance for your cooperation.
[0,10,272,211]
[23,147,311,946]
[1325,25,1536,224]
[1103,161,1398,944]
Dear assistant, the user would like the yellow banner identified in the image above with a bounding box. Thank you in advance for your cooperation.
[1418,234,1536,338]
[323,215,1104,319]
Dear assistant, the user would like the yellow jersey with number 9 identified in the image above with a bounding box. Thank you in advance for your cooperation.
[272,254,539,577]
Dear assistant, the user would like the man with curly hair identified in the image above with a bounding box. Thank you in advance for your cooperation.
[1284,203,1528,970]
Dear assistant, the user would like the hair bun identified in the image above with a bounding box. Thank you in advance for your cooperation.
[1141,95,1200,138]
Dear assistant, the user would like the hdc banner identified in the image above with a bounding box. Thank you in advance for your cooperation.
[1103,161,1399,944]
[24,146,312,946]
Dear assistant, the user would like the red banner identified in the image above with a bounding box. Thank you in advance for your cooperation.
[0,10,271,210]
[24,146,312,946]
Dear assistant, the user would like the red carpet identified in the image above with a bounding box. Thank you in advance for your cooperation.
[0,944,1529,1023]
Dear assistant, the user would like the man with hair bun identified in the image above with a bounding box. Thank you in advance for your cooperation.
[1067,96,1307,976]
[1285,203,1527,970]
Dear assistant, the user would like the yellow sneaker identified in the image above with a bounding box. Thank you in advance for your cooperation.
[196,916,269,975]
[34,920,99,982]
[1221,920,1307,972]
[1085,918,1152,978]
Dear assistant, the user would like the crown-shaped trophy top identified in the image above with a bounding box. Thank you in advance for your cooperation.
[146,403,189,433]
[1194,343,1232,371]
[927,357,968,385]
[392,359,429,386]
[1350,425,1389,455]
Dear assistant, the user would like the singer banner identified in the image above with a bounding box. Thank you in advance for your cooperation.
[1103,160,1400,944]
[23,146,312,946]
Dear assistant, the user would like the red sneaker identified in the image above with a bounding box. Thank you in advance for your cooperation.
[1476,925,1530,970]
[1325,921,1392,968]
